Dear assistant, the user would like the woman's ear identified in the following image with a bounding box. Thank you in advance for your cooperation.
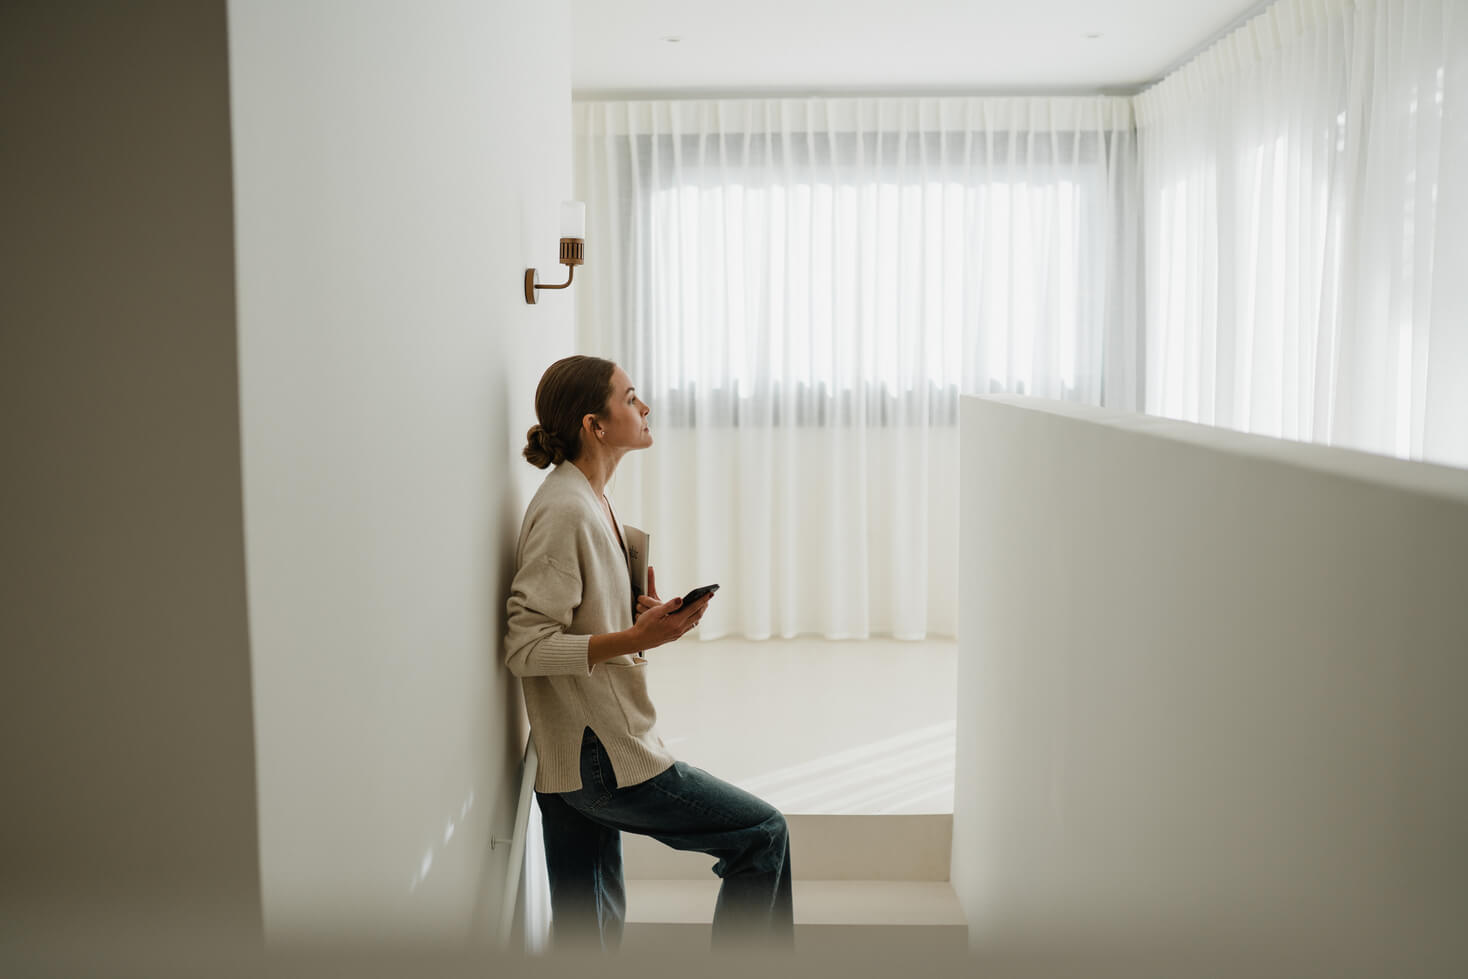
[582,413,602,442]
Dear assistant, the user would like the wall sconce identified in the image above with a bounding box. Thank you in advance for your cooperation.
[525,201,585,304]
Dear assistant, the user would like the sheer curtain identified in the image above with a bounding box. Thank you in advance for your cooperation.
[574,98,1140,639]
[1137,0,1468,466]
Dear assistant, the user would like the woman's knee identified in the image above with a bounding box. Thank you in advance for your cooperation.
[754,807,789,860]
[764,808,788,841]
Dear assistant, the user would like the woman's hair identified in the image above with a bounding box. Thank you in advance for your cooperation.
[523,355,617,469]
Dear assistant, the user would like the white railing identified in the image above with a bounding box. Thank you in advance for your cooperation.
[492,736,540,949]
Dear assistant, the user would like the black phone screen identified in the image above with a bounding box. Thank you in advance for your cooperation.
[677,583,719,608]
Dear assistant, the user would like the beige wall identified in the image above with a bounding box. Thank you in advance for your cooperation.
[0,0,261,930]
[228,0,575,943]
[952,395,1468,965]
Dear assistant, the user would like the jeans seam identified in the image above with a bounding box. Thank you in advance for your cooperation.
[588,743,613,810]
[591,852,603,937]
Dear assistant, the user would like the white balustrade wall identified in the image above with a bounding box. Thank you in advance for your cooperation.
[952,395,1468,968]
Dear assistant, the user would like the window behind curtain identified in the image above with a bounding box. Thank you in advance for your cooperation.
[620,130,1123,427]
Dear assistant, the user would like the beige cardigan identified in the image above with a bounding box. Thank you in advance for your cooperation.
[503,462,676,793]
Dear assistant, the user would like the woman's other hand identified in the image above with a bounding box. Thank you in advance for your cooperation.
[635,566,662,620]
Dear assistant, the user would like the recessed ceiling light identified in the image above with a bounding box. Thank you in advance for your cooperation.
[1084,32,1103,40]
[662,35,682,43]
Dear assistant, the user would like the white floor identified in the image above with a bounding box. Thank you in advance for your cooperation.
[640,637,957,815]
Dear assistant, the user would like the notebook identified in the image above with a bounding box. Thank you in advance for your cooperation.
[623,524,649,600]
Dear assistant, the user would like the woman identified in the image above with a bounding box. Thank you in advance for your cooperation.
[504,355,795,953]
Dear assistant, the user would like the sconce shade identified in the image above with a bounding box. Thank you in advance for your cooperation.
[560,201,586,238]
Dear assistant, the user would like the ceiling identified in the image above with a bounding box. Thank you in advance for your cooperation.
[572,0,1271,97]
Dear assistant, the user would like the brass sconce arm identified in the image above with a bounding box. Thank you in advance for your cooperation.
[524,264,575,302]
[525,236,585,304]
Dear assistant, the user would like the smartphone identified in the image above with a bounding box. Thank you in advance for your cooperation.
[675,583,719,611]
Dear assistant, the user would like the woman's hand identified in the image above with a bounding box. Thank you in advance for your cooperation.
[634,566,663,621]
[632,567,714,650]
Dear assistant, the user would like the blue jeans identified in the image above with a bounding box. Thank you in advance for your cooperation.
[536,727,795,953]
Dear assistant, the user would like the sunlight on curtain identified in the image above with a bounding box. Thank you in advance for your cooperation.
[575,98,1140,639]
[648,179,1085,398]
[1137,0,1468,466]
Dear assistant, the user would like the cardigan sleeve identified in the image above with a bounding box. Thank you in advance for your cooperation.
[503,507,595,678]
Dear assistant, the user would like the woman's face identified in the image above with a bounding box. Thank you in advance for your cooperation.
[595,365,652,451]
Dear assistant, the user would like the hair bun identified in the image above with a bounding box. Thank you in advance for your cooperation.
[523,423,566,469]
[531,425,564,453]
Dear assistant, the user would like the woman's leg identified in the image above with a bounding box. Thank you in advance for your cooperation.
[535,787,625,952]
[708,803,794,952]
[558,733,794,952]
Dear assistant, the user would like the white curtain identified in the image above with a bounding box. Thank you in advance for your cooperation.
[1137,0,1468,466]
[574,98,1141,640]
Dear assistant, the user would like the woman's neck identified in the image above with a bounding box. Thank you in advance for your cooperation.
[571,451,621,500]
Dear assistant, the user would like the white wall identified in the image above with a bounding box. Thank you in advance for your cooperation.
[952,395,1468,966]
[228,0,574,942]
[0,0,261,934]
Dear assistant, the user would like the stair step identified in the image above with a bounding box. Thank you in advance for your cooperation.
[621,922,970,955]
[621,812,952,881]
[621,879,968,954]
[627,878,967,925]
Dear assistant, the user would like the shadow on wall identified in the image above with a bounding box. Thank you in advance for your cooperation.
[468,375,534,942]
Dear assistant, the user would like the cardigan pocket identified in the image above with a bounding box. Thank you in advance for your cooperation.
[601,659,657,736]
